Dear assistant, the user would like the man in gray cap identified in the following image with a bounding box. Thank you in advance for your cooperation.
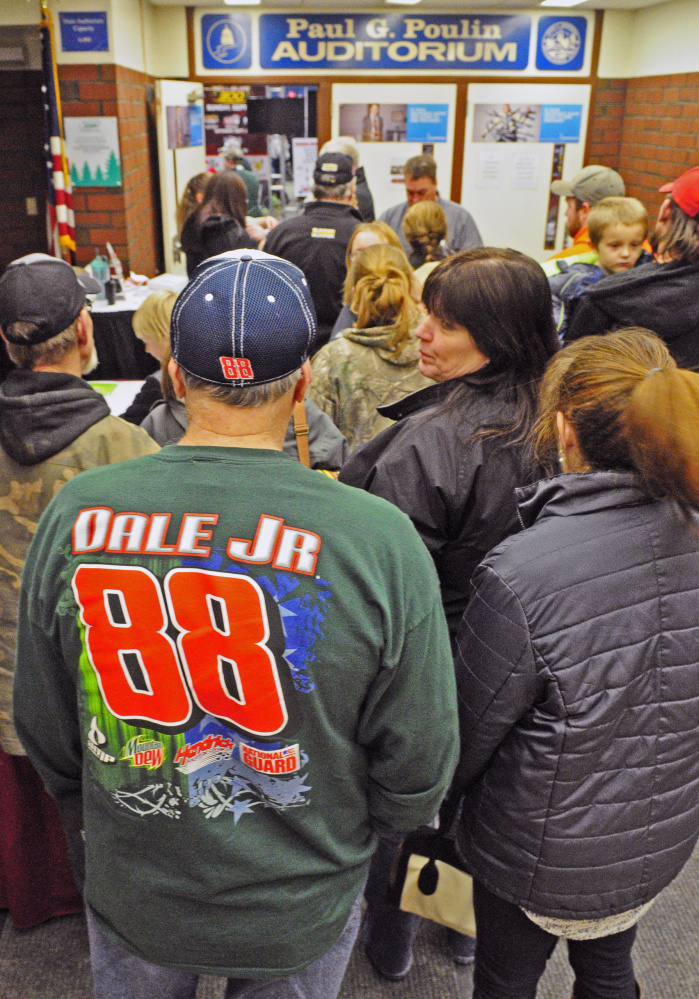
[0,253,157,898]
[548,164,625,261]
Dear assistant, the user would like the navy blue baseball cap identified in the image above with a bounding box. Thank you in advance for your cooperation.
[170,249,317,386]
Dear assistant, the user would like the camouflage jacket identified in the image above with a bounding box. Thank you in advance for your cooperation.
[307,322,431,452]
[0,370,158,754]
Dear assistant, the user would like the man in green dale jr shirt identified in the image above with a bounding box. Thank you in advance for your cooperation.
[14,249,458,998]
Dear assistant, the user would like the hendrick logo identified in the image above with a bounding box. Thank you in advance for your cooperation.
[174,733,235,774]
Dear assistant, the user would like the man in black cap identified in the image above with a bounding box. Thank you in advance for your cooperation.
[262,152,363,346]
[0,253,157,902]
[14,249,458,999]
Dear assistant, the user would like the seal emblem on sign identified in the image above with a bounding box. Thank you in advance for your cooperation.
[540,20,582,66]
[205,17,249,66]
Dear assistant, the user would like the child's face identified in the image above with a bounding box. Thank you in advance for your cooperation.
[596,222,646,274]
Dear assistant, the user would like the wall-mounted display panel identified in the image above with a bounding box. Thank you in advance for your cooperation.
[461,83,591,262]
[332,82,457,221]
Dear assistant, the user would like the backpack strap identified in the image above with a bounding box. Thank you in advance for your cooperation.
[292,401,311,468]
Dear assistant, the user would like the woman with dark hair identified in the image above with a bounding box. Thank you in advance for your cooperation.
[340,247,558,978]
[342,246,558,639]
[180,171,257,276]
[455,328,699,999]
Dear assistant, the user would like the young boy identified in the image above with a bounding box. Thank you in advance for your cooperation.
[546,197,651,340]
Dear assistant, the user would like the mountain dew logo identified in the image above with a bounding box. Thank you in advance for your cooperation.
[121,735,165,770]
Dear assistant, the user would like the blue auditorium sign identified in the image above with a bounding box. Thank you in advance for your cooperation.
[259,14,531,71]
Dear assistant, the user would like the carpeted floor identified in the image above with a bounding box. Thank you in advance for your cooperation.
[1,842,698,998]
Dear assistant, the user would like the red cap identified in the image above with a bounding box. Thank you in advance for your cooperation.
[659,166,699,219]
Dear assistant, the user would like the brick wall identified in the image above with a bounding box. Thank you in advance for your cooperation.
[0,71,47,271]
[588,73,699,219]
[586,78,627,169]
[59,64,162,276]
[617,73,699,217]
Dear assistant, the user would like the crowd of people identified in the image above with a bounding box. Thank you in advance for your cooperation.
[1,148,699,999]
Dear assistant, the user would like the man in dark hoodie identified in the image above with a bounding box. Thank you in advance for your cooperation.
[565,167,699,367]
[0,253,157,907]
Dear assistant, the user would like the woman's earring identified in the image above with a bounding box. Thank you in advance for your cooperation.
[558,448,567,473]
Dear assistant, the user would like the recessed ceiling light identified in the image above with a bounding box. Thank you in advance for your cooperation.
[224,0,261,6]
[540,0,589,7]
[386,0,424,6]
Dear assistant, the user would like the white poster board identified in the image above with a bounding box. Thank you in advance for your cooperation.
[292,138,318,199]
[331,82,457,223]
[64,117,122,187]
[461,83,591,262]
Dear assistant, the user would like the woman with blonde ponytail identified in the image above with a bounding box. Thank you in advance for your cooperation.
[453,328,699,999]
[307,243,429,450]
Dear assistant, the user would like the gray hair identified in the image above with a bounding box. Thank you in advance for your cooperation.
[181,367,302,408]
[5,320,78,369]
[321,136,360,168]
[313,181,353,201]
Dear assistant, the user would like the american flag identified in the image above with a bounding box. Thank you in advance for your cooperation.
[40,4,75,259]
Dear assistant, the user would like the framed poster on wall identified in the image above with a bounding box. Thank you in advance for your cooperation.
[64,117,121,187]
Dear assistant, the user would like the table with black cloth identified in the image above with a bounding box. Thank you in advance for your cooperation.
[0,296,159,384]
[88,302,159,382]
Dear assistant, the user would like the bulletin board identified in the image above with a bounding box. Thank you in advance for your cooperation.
[331,82,458,220]
[461,83,591,262]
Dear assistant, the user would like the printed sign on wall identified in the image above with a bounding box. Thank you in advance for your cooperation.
[536,17,587,72]
[473,104,582,143]
[406,105,449,143]
[64,117,121,187]
[201,14,252,70]
[59,12,109,52]
[260,15,531,72]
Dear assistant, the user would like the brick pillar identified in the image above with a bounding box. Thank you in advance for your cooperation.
[618,72,699,216]
[59,64,162,276]
[586,78,627,170]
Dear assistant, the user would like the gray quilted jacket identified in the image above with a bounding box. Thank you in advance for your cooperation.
[455,471,699,919]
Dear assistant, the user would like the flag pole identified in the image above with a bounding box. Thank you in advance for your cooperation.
[40,1,76,262]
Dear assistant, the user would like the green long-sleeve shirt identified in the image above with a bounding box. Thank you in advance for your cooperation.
[15,445,458,977]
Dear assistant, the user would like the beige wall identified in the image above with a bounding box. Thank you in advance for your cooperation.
[599,1,699,78]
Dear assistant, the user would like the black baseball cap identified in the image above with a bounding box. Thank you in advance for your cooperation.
[171,249,317,387]
[0,253,100,345]
[313,152,353,187]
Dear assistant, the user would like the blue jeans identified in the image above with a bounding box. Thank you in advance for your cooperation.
[86,894,362,999]
[472,880,638,999]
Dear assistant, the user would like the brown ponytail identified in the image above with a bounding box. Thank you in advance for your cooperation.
[534,328,699,516]
[402,201,448,263]
[348,243,418,346]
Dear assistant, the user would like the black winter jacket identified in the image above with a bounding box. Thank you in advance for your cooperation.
[339,374,531,641]
[180,213,257,277]
[455,472,699,919]
[565,259,699,368]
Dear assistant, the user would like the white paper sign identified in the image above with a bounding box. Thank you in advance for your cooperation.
[292,138,318,199]
[64,117,121,187]
[477,148,505,189]
[512,152,540,189]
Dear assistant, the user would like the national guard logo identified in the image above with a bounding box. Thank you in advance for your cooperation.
[202,14,252,70]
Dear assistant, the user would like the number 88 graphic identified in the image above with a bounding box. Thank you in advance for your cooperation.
[72,565,292,737]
